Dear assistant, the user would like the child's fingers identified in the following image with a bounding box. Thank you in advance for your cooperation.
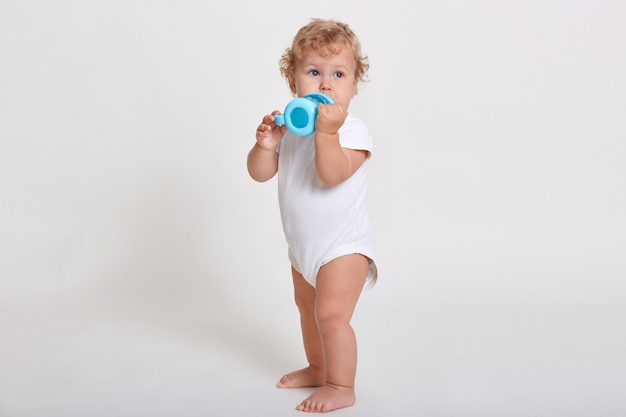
[256,122,272,140]
[319,103,346,118]
[316,104,347,134]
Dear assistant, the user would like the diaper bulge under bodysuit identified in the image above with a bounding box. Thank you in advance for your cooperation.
[277,113,377,287]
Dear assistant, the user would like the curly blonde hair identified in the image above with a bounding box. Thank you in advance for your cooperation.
[279,18,369,95]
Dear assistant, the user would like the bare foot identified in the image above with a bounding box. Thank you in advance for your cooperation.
[296,383,356,413]
[276,366,325,389]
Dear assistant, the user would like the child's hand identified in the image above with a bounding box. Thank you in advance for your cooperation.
[315,103,347,135]
[256,111,287,150]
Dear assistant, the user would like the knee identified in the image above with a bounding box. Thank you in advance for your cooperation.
[294,291,315,314]
[314,305,346,332]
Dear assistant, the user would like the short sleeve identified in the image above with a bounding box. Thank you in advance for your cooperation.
[338,114,373,156]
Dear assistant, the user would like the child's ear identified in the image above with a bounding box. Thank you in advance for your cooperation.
[288,74,297,95]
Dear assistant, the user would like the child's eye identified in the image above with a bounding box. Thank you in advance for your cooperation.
[309,70,320,76]
[334,72,344,78]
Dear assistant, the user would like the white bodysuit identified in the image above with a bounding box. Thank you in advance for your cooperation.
[277,113,377,287]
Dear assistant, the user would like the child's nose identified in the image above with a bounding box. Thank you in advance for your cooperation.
[319,76,331,91]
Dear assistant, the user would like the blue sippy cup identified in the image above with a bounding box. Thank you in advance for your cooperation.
[274,93,334,136]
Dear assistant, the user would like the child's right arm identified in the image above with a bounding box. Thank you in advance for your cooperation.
[247,112,286,182]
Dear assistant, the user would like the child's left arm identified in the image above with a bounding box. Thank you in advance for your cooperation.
[314,104,368,186]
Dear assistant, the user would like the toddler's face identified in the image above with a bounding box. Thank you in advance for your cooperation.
[292,45,357,109]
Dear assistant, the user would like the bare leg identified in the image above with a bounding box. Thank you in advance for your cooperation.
[296,254,369,413]
[277,267,326,388]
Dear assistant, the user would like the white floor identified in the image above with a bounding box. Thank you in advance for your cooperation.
[1,284,624,417]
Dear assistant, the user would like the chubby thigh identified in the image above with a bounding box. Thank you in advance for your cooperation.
[314,254,369,319]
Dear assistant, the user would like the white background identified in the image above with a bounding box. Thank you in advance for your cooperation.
[1,1,625,416]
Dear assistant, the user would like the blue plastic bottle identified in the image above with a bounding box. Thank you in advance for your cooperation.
[274,93,334,136]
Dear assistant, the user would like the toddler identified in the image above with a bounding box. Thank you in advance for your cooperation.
[247,18,377,413]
